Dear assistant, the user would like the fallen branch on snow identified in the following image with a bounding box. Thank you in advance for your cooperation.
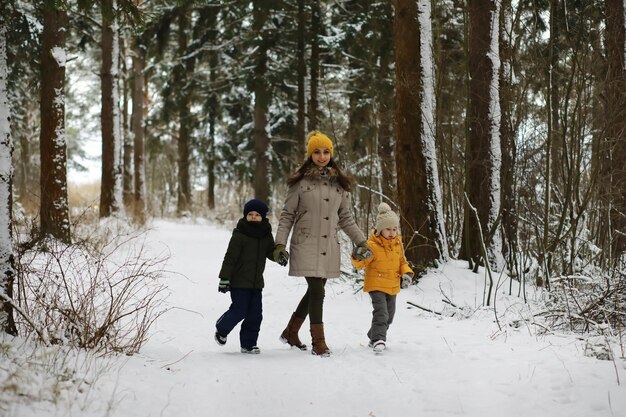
[407,301,442,315]
[0,291,49,345]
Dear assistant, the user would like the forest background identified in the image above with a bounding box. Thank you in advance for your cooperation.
[0,0,625,365]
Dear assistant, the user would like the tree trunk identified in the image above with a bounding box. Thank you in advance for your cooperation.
[605,0,626,257]
[296,0,306,157]
[394,0,422,265]
[206,6,219,211]
[207,108,216,210]
[0,20,17,335]
[309,0,320,131]
[121,35,133,212]
[100,0,122,218]
[499,0,518,272]
[39,4,70,242]
[17,96,35,209]
[345,93,371,155]
[394,0,449,272]
[131,39,146,223]
[17,126,29,202]
[538,0,560,286]
[460,0,502,268]
[417,0,450,262]
[253,1,271,203]
[376,1,396,202]
[549,0,563,193]
[176,8,192,215]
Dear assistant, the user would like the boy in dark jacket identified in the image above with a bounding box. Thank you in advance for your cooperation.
[214,199,285,354]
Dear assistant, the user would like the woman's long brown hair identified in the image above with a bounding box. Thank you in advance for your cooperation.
[287,157,354,191]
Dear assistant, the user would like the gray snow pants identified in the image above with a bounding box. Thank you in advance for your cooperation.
[367,291,397,342]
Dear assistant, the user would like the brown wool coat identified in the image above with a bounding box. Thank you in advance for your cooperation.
[275,167,366,278]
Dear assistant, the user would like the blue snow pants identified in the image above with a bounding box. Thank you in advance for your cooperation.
[215,288,263,349]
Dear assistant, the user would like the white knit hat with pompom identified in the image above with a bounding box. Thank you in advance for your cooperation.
[375,202,399,235]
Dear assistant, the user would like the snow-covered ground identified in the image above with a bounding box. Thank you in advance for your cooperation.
[5,219,626,417]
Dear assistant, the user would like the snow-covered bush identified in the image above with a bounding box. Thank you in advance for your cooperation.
[0,334,111,415]
[13,226,170,354]
[583,335,614,361]
[535,270,625,345]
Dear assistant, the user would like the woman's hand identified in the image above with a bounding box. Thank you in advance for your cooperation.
[352,241,372,261]
[273,244,289,266]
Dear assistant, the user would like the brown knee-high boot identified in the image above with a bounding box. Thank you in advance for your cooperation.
[310,323,331,357]
[279,313,307,350]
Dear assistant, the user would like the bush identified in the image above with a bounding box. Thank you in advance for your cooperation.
[537,271,626,334]
[14,226,169,355]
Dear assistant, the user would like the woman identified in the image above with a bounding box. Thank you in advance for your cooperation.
[273,131,371,356]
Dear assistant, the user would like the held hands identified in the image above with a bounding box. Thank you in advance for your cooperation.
[273,244,289,267]
[218,278,231,293]
[401,273,413,289]
[352,241,372,261]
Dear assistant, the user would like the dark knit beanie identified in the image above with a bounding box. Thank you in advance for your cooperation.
[243,199,269,219]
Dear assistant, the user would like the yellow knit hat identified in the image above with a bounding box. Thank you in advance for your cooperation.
[306,131,334,157]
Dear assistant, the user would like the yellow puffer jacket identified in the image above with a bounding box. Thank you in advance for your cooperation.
[351,231,413,295]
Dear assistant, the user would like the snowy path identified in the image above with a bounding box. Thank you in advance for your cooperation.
[46,220,626,417]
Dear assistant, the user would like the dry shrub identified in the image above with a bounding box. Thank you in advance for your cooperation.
[14,226,170,355]
[535,270,626,358]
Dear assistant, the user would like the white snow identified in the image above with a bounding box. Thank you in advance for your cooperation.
[6,219,626,417]
[50,46,66,68]
[111,6,123,214]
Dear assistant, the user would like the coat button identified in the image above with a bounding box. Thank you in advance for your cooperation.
[324,198,329,202]
[324,217,329,220]
[321,252,326,256]
[322,235,327,238]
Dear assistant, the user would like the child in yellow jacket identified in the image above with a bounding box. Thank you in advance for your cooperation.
[351,202,413,353]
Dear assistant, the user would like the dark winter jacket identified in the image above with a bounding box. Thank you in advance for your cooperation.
[218,218,275,289]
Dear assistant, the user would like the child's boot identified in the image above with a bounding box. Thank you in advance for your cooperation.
[214,331,227,346]
[310,323,331,357]
[372,340,386,354]
[279,313,307,351]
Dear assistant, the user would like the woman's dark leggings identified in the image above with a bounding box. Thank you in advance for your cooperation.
[294,277,327,324]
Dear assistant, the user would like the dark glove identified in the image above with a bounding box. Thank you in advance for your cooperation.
[352,241,372,261]
[218,278,230,293]
[401,273,413,289]
[273,244,289,266]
